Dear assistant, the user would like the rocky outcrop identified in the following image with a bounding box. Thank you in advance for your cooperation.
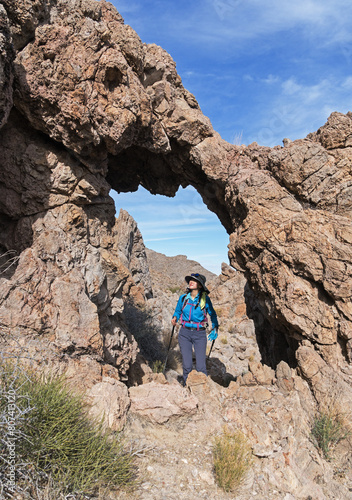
[116,209,153,299]
[124,370,352,499]
[86,376,130,431]
[0,202,152,382]
[146,248,216,291]
[0,0,351,426]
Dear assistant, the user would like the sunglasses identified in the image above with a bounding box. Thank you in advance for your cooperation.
[191,273,200,277]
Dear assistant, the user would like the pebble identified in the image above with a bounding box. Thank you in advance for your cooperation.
[192,467,199,478]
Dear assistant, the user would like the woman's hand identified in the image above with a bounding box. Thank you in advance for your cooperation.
[208,328,218,341]
[171,316,177,326]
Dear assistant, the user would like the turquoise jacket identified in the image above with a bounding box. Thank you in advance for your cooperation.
[173,292,219,329]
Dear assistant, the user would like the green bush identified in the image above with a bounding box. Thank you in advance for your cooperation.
[311,409,350,460]
[213,428,253,492]
[152,360,164,373]
[0,361,135,496]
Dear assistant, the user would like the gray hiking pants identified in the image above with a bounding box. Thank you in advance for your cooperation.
[178,326,207,383]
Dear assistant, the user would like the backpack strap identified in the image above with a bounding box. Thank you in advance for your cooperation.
[180,292,208,331]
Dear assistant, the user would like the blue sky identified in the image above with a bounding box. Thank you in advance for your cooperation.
[110,0,352,274]
[112,186,229,274]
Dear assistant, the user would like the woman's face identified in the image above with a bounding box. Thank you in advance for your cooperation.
[188,279,200,290]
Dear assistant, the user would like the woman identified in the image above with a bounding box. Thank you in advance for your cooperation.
[171,273,218,384]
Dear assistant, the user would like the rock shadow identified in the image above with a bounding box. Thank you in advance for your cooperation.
[206,356,236,387]
[244,283,299,369]
[123,300,172,368]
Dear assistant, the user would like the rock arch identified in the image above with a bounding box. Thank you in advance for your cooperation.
[0,0,351,414]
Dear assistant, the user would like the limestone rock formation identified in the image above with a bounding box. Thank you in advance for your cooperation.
[0,0,352,487]
[87,375,130,431]
[116,209,153,299]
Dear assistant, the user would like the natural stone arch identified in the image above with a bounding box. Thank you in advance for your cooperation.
[0,0,351,417]
[106,142,234,234]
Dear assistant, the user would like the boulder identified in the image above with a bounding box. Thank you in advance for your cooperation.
[87,377,130,431]
[129,382,198,424]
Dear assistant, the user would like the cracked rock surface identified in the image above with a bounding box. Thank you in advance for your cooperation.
[0,1,352,497]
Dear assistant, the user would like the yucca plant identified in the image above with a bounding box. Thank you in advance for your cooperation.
[0,361,136,496]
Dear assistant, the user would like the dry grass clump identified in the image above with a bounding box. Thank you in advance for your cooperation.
[168,286,182,294]
[213,427,253,492]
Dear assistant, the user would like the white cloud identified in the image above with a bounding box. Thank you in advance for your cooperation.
[144,236,190,242]
[282,78,302,96]
[262,74,280,85]
[141,218,209,228]
[141,224,220,237]
[205,0,352,40]
[342,76,352,89]
[113,0,140,15]
[281,78,332,103]
[249,75,352,146]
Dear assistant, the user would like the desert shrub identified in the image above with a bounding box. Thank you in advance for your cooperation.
[311,408,350,460]
[168,286,182,294]
[213,428,253,492]
[214,307,224,317]
[0,361,135,497]
[152,360,164,373]
[220,337,228,344]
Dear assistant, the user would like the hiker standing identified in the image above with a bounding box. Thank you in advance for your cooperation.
[171,273,218,384]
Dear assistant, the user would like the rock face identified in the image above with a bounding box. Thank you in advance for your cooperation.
[0,3,13,128]
[1,1,352,497]
[0,200,151,381]
[0,0,352,432]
